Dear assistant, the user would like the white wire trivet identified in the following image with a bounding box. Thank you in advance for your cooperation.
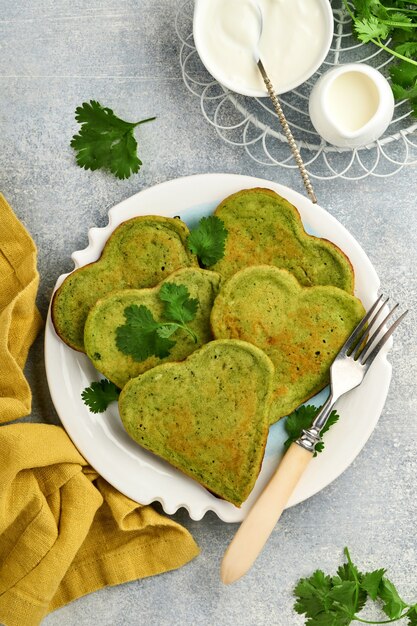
[176,0,417,180]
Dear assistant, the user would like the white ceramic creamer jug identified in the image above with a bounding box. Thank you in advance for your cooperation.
[309,63,395,148]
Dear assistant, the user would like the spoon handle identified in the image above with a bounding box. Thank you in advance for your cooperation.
[257,59,317,205]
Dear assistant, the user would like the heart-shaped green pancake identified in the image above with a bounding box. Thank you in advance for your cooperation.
[52,216,197,352]
[211,188,354,293]
[211,266,365,424]
[119,339,274,507]
[84,267,221,389]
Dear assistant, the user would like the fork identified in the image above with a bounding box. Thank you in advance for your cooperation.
[220,295,408,585]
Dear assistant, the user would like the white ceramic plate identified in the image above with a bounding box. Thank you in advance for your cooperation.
[45,173,391,523]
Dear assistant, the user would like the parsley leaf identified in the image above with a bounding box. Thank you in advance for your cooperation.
[71,100,156,179]
[115,284,198,362]
[187,216,228,267]
[283,404,339,457]
[294,547,416,626]
[81,379,120,413]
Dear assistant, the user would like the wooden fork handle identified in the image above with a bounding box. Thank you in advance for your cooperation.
[220,443,313,585]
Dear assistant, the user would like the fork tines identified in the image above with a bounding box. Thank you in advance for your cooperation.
[341,294,408,367]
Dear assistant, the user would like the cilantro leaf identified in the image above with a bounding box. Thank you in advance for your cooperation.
[71,100,156,179]
[351,0,381,19]
[284,405,317,447]
[283,404,339,457]
[294,570,354,626]
[294,570,334,618]
[390,61,417,88]
[391,82,417,101]
[390,59,417,112]
[159,282,198,325]
[81,379,120,413]
[74,99,134,130]
[388,14,413,29]
[293,548,416,625]
[327,580,358,619]
[395,42,417,60]
[187,216,228,267]
[115,284,199,362]
[156,323,181,339]
[379,578,408,619]
[107,131,141,180]
[339,547,363,583]
[116,304,176,361]
[407,606,417,625]
[390,61,417,116]
[344,0,417,117]
[336,547,367,614]
[354,16,390,43]
[361,569,386,601]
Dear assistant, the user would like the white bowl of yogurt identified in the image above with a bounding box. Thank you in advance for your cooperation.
[193,0,334,97]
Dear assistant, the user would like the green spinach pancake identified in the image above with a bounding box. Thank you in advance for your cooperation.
[118,339,274,507]
[211,266,365,423]
[211,188,355,293]
[52,216,197,352]
[84,267,221,389]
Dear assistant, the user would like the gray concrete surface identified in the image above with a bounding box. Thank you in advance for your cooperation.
[1,1,416,624]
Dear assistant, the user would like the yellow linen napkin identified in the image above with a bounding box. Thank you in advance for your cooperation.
[0,194,43,422]
[0,196,199,626]
[0,424,200,626]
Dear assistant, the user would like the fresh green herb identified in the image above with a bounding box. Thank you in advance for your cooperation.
[294,547,417,625]
[116,305,176,361]
[81,379,120,413]
[71,100,156,179]
[354,15,390,42]
[115,283,198,362]
[158,283,198,328]
[390,60,417,114]
[343,0,417,116]
[187,216,228,267]
[283,404,339,457]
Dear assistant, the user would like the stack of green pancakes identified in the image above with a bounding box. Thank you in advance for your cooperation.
[52,189,365,507]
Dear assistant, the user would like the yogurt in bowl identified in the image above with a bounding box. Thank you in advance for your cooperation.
[193,0,334,97]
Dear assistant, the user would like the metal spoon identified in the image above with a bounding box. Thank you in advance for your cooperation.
[252,1,317,204]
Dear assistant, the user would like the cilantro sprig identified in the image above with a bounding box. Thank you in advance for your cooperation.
[283,404,339,457]
[71,100,156,179]
[390,61,417,115]
[343,0,417,116]
[115,283,198,362]
[294,547,417,625]
[81,379,120,413]
[187,216,228,267]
